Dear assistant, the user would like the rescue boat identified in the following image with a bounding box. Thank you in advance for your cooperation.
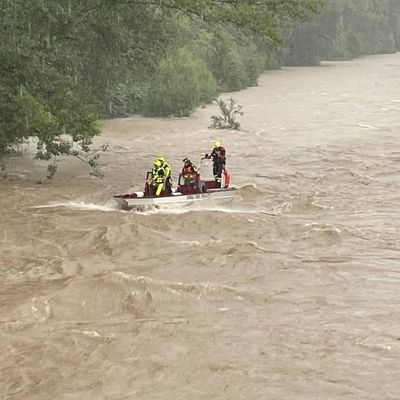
[114,168,236,210]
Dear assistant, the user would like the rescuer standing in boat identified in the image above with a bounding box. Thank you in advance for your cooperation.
[150,156,172,196]
[205,141,226,188]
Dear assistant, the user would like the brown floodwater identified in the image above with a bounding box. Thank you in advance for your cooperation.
[1,53,400,399]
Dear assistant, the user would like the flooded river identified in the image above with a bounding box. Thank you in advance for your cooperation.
[1,53,400,399]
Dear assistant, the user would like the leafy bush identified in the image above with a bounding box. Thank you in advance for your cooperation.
[143,47,217,117]
[207,32,248,91]
[238,42,265,86]
[106,81,150,118]
[282,0,400,65]
[210,97,243,130]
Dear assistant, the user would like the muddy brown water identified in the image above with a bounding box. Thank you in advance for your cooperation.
[1,53,400,399]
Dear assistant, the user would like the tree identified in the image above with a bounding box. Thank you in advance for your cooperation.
[143,47,217,117]
[282,0,400,65]
[210,98,243,130]
[0,0,171,174]
[1,0,323,175]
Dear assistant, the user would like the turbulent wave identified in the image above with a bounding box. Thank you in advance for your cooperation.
[271,191,328,214]
[136,204,268,216]
[317,167,373,186]
[3,271,265,333]
[2,296,51,332]
[32,201,121,212]
[237,184,265,199]
[291,222,343,245]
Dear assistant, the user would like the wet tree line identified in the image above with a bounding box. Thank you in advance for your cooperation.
[284,0,400,65]
[1,0,399,168]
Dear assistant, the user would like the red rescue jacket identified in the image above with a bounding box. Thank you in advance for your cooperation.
[210,146,226,165]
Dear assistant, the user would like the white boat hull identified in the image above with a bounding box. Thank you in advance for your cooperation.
[114,188,237,210]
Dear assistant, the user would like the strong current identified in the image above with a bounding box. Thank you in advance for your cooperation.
[1,53,400,399]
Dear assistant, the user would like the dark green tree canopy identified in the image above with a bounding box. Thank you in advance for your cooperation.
[0,0,321,171]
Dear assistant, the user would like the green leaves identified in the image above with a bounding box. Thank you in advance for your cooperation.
[1,0,325,178]
[144,47,217,117]
[210,97,243,130]
[283,0,400,65]
[156,0,321,42]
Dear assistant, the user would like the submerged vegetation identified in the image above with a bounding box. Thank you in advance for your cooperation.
[210,98,243,131]
[1,0,400,176]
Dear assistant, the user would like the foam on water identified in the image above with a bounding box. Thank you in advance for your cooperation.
[32,201,121,212]
[32,200,275,216]
[136,203,271,216]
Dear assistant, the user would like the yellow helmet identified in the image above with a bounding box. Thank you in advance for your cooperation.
[157,155,165,163]
[213,141,221,148]
[154,159,162,168]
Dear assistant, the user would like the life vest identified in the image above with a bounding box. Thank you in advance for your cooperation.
[182,165,195,175]
[211,146,226,164]
[152,162,171,184]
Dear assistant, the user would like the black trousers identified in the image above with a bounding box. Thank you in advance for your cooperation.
[213,162,224,188]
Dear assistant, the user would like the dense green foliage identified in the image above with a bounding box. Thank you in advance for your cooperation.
[2,0,400,176]
[144,47,217,117]
[0,0,321,168]
[283,0,400,65]
[0,0,171,171]
[210,98,243,130]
